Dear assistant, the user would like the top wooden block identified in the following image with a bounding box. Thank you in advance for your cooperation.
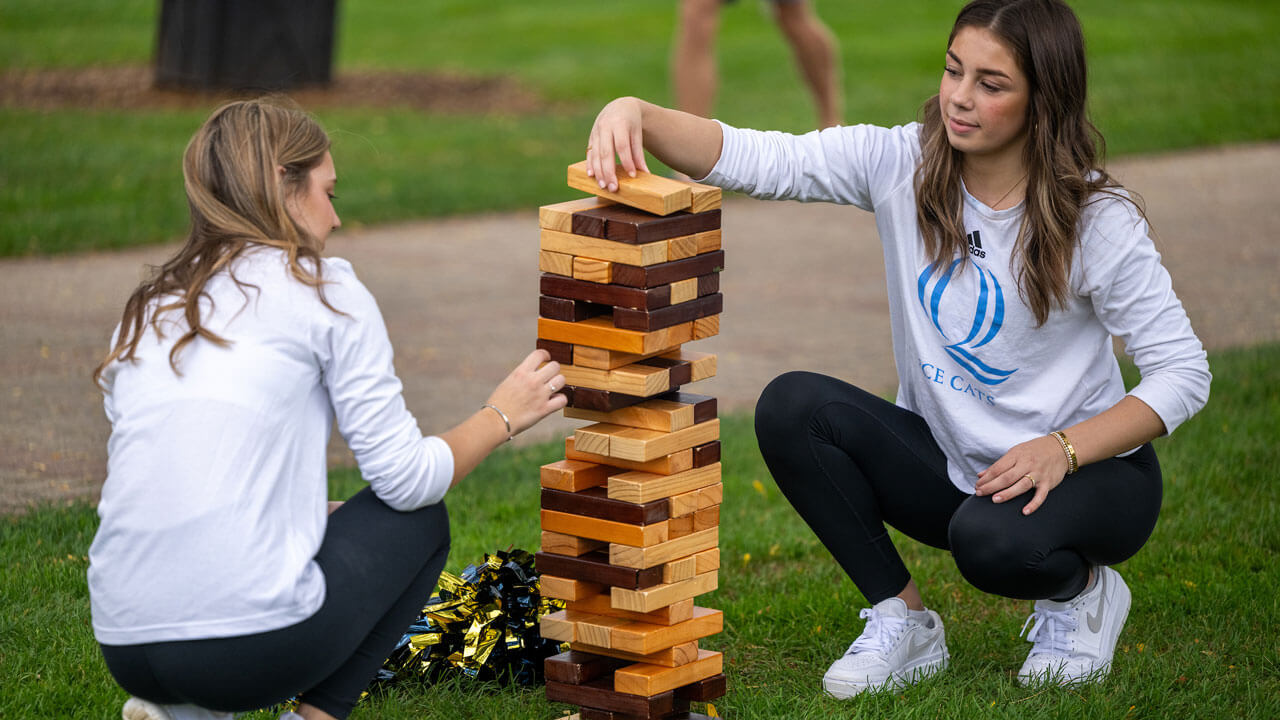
[568,162,692,216]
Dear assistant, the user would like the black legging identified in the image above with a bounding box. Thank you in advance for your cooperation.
[99,487,451,719]
[755,371,1161,604]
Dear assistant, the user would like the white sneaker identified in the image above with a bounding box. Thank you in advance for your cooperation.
[121,697,233,720]
[822,597,950,697]
[1018,565,1132,686]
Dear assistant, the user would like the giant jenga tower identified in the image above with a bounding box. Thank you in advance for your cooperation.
[536,162,727,719]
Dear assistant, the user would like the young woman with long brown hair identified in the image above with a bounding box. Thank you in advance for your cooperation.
[88,98,567,720]
[584,0,1209,697]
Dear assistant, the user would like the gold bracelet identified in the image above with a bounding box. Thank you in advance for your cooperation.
[1051,430,1078,474]
[482,403,514,441]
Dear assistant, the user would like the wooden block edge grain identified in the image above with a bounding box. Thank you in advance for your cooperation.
[613,649,724,696]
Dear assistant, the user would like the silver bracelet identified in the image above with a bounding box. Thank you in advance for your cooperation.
[482,403,513,441]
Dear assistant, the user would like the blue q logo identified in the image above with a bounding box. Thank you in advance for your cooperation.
[916,259,1018,386]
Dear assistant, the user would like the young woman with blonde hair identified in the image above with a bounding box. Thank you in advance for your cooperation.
[89,98,567,720]
[585,0,1209,697]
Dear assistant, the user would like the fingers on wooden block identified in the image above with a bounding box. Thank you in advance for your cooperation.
[542,529,608,557]
[567,162,692,216]
[610,570,718,613]
[541,459,616,492]
[608,463,722,504]
[542,574,607,602]
[539,316,693,355]
[567,437,695,476]
[536,550,665,590]
[561,361,681,398]
[575,419,720,464]
[614,649,724,696]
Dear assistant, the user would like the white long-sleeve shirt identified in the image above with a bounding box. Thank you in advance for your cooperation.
[89,247,454,645]
[705,121,1210,492]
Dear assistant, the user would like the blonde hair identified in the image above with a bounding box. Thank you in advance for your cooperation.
[94,98,334,385]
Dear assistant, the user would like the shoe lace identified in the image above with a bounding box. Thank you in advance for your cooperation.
[846,606,909,656]
[1020,606,1076,656]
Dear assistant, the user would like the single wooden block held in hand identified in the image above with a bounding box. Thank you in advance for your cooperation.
[567,161,692,216]
[613,649,724,696]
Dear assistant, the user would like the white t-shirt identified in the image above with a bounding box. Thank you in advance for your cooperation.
[89,247,454,645]
[705,121,1210,492]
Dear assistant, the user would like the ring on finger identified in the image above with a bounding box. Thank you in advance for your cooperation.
[1023,473,1036,489]
[548,381,558,393]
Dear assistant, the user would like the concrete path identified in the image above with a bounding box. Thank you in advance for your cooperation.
[3,143,1278,513]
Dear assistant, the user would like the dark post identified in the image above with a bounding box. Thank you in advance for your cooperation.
[155,0,337,90]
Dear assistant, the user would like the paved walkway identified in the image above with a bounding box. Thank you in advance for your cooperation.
[3,143,1278,513]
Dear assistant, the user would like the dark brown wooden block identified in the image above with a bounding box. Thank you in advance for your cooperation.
[579,709,704,720]
[675,672,727,702]
[546,677,678,719]
[565,385,675,413]
[542,273,673,311]
[572,205,721,245]
[614,294,723,332]
[691,441,721,468]
[696,272,719,297]
[535,550,665,589]
[541,486,670,525]
[537,338,575,365]
[612,251,725,289]
[540,295,610,322]
[632,356,692,388]
[544,650,628,686]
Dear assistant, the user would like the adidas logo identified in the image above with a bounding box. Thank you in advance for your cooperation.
[966,230,987,259]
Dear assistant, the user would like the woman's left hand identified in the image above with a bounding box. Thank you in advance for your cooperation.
[975,435,1071,515]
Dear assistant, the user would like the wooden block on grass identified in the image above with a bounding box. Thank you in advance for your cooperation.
[539,250,575,276]
[614,649,724,696]
[541,530,607,557]
[581,712,710,720]
[541,459,615,492]
[541,228,668,267]
[541,509,669,547]
[539,316,693,355]
[544,649,627,685]
[542,487,670,525]
[568,594,695,626]
[578,419,720,464]
[611,251,725,289]
[567,437,694,476]
[567,162,692,216]
[545,676,677,718]
[613,294,723,332]
[541,574,606,602]
[540,196,613,232]
[611,571,718,613]
[608,463,721,504]
[610,527,720,570]
[574,640,700,668]
[535,550,665,589]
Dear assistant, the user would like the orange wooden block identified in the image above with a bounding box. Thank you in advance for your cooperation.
[608,463,722,504]
[540,509,669,547]
[667,513,695,540]
[668,483,723,516]
[610,607,723,656]
[539,316,694,355]
[693,548,720,575]
[693,505,719,532]
[540,459,615,492]
[561,363,671,398]
[541,575,606,602]
[571,640,699,668]
[567,594,694,626]
[614,649,723,696]
[566,437,694,476]
[541,530,606,557]
[610,570,718,613]
[573,344,683,371]
[666,234,698,260]
[567,162,692,216]
[610,527,719,570]
[692,314,720,340]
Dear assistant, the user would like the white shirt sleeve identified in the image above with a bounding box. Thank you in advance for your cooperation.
[704,121,922,212]
[1076,196,1211,434]
[313,260,454,510]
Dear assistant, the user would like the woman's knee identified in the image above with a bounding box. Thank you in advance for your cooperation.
[949,504,1038,594]
[754,371,833,440]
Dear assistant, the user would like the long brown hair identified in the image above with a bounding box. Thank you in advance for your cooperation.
[915,0,1131,325]
[93,98,334,385]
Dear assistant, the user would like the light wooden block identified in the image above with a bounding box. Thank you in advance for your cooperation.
[693,548,720,574]
[541,610,576,642]
[611,527,720,570]
[688,182,722,213]
[539,250,575,276]
[567,436,694,476]
[610,607,723,656]
[695,229,722,254]
[567,161,692,216]
[541,575,606,602]
[573,344,679,371]
[661,349,716,382]
[564,398,695,433]
[572,640,700,668]
[541,228,668,267]
[668,483,723,516]
[667,513,695,539]
[666,234,698,260]
[662,555,698,584]
[693,505,719,532]
[610,571,718,614]
[608,462,721,504]
[692,314,720,340]
[540,196,612,232]
[568,594,695,626]
[541,459,615,492]
[575,613,633,649]
[573,256,613,284]
[669,278,698,305]
[614,649,723,696]
[562,363,671,398]
[539,316,694,355]
[541,530,607,557]
[541,509,669,547]
[582,419,720,464]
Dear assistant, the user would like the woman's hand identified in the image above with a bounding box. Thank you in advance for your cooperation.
[485,348,567,437]
[586,97,650,194]
[975,435,1072,515]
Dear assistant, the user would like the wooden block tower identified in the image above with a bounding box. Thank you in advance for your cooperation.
[537,162,727,719]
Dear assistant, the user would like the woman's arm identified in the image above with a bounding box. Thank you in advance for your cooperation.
[585,97,723,193]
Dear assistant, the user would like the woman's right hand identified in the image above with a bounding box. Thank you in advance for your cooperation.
[586,97,651,194]
[485,348,567,437]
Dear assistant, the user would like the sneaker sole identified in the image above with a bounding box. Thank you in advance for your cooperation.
[823,651,950,698]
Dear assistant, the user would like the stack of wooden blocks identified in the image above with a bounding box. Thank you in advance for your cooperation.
[536,161,728,720]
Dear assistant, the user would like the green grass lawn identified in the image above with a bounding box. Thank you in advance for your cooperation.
[2,0,1279,255]
[3,342,1277,719]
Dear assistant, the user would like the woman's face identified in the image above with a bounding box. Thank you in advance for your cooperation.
[287,151,341,248]
[939,26,1031,162]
